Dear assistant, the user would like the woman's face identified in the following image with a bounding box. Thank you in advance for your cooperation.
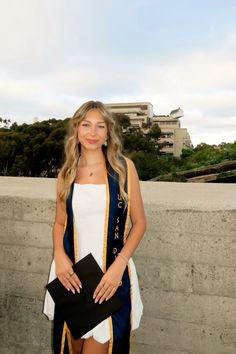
[77,109,108,150]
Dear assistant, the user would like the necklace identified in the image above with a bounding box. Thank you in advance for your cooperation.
[78,157,105,177]
[87,161,104,177]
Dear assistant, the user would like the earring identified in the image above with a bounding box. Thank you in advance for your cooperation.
[103,139,108,146]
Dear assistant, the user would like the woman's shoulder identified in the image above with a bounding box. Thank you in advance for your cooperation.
[56,169,63,183]
[55,169,65,195]
[122,156,140,183]
[121,155,136,170]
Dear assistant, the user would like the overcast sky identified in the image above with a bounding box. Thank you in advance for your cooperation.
[1,0,236,147]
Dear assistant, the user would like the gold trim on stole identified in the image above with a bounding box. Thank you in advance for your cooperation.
[102,156,109,273]
[107,157,132,353]
[102,159,114,354]
[73,218,78,263]
[60,215,69,354]
[66,188,79,352]
[60,322,67,354]
[124,157,131,242]
[60,323,73,354]
[60,195,78,353]
[66,327,73,354]
[124,157,133,350]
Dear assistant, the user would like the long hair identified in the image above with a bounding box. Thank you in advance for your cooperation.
[59,100,128,208]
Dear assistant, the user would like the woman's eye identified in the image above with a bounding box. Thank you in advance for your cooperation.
[81,123,105,128]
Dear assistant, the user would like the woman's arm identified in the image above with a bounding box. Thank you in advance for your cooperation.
[93,158,146,303]
[53,174,82,293]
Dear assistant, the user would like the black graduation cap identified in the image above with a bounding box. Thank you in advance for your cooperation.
[46,253,121,340]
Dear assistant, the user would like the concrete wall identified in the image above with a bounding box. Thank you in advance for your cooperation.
[0,177,236,354]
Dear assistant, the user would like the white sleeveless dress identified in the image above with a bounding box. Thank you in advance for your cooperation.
[43,183,143,344]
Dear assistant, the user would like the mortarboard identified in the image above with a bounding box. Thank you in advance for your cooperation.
[46,253,121,340]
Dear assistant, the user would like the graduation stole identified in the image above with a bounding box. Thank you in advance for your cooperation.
[54,156,132,354]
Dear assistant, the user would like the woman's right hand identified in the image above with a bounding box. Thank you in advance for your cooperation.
[54,249,82,294]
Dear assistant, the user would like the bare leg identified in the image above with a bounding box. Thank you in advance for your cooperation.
[82,336,109,354]
[70,336,84,354]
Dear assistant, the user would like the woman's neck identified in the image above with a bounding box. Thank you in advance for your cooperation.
[79,150,105,167]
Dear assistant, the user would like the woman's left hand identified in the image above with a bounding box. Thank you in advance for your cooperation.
[93,257,127,304]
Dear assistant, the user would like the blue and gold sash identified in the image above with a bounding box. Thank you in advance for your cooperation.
[53,156,132,354]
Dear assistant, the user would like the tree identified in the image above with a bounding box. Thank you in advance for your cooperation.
[181,148,194,159]
[0,118,67,177]
[0,115,235,181]
[146,125,162,141]
[113,113,131,130]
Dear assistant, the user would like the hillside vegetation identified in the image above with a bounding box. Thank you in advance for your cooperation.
[0,116,235,180]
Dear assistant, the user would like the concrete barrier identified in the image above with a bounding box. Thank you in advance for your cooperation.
[0,177,236,354]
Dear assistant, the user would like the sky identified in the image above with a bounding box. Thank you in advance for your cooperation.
[0,0,236,147]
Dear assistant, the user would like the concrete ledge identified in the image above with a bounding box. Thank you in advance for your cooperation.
[1,177,236,354]
[1,176,236,210]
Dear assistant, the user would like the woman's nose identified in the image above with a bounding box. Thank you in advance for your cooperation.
[90,126,97,134]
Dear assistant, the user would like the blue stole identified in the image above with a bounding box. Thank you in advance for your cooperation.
[53,156,132,354]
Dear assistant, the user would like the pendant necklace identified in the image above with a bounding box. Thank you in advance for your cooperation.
[88,162,102,177]
[78,156,105,177]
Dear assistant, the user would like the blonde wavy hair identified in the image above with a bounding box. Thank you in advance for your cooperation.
[59,100,128,208]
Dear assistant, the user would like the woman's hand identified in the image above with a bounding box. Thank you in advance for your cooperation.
[93,257,127,304]
[54,249,82,294]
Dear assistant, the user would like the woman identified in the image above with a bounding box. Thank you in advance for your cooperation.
[43,100,146,354]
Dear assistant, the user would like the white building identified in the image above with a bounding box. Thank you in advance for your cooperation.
[106,102,153,128]
[106,103,193,157]
[152,108,193,157]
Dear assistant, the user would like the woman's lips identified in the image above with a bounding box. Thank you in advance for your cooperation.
[87,139,98,144]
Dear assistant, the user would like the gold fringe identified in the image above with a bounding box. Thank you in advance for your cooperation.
[60,323,67,354]
[66,327,73,354]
